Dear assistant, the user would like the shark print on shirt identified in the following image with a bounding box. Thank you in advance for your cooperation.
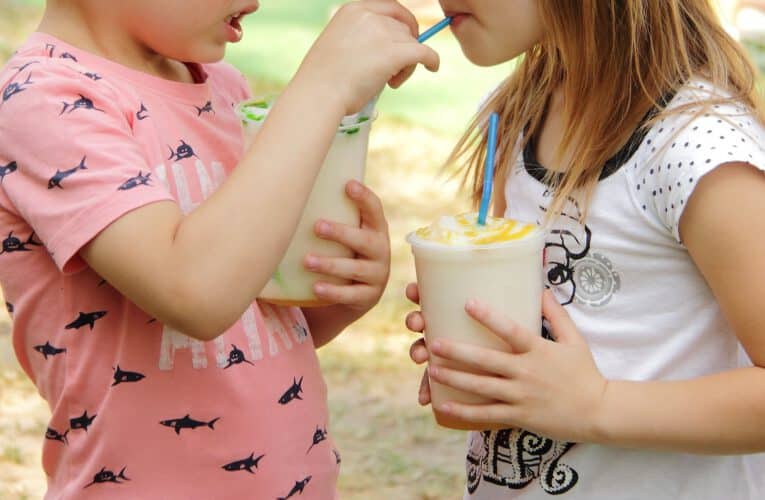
[45,427,69,445]
[278,476,312,500]
[84,467,130,488]
[278,376,304,405]
[48,156,88,189]
[167,140,198,162]
[59,94,104,115]
[306,426,328,454]
[0,161,17,183]
[34,341,67,360]
[65,310,107,331]
[1,72,33,104]
[111,366,146,386]
[117,171,152,191]
[223,344,255,369]
[0,231,42,254]
[159,414,220,435]
[195,100,215,116]
[222,453,265,474]
[11,61,39,73]
[70,410,97,432]
[136,103,149,120]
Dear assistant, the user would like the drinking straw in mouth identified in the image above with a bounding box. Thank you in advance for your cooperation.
[358,17,453,118]
[478,112,500,226]
[417,16,453,43]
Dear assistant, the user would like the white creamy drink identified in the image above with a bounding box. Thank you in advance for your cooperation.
[237,98,374,306]
[408,213,544,429]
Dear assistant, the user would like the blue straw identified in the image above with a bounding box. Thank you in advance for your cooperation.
[418,17,453,43]
[358,17,453,120]
[478,113,500,226]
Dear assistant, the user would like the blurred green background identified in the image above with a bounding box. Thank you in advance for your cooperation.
[0,1,764,499]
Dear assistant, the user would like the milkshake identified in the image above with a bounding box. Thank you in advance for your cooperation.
[407,213,544,429]
[237,98,375,307]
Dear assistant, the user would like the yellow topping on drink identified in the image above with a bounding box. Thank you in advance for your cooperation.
[413,213,537,246]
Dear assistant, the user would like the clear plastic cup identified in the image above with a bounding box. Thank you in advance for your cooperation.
[236,98,376,307]
[407,223,544,429]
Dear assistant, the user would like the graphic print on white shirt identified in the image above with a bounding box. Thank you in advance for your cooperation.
[467,430,579,495]
[538,192,621,309]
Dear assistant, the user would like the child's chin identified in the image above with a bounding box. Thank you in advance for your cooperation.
[194,47,228,64]
[461,48,500,67]
[461,46,517,67]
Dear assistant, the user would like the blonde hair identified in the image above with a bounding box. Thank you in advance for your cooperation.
[452,0,765,220]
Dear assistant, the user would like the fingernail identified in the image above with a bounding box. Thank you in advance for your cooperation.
[430,340,442,352]
[439,403,451,413]
[348,181,363,197]
[428,365,438,376]
[314,283,326,294]
[465,299,477,309]
[305,256,319,269]
[317,221,331,236]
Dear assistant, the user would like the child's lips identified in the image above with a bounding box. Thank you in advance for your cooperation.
[443,11,471,29]
[223,4,259,43]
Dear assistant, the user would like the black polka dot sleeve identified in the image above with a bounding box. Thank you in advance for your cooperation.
[631,90,765,243]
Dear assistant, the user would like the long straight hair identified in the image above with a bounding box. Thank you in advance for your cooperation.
[451,0,765,220]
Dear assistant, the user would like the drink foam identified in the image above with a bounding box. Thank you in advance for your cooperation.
[410,213,537,246]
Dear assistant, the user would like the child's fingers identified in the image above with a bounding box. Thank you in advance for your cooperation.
[418,370,432,406]
[396,41,440,73]
[405,310,425,333]
[313,281,380,306]
[305,255,387,285]
[429,339,517,379]
[465,299,535,354]
[542,289,585,345]
[409,337,429,363]
[405,282,420,305]
[346,181,389,234]
[435,402,515,429]
[360,0,420,38]
[429,365,518,403]
[314,221,387,260]
[389,65,417,89]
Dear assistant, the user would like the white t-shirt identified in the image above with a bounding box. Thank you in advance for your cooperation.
[466,81,765,500]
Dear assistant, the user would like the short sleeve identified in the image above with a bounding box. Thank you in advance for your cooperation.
[0,60,175,273]
[632,89,765,242]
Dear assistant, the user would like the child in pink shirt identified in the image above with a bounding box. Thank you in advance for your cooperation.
[0,0,439,498]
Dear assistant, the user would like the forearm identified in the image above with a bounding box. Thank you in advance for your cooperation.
[302,305,367,348]
[170,75,345,328]
[592,366,765,454]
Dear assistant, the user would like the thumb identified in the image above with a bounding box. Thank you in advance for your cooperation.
[542,289,585,345]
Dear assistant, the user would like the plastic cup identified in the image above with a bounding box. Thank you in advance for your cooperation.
[237,97,376,307]
[407,222,544,429]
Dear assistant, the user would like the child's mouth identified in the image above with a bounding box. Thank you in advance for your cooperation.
[224,4,259,43]
[225,13,244,42]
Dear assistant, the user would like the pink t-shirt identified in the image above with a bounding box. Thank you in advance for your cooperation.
[0,33,339,499]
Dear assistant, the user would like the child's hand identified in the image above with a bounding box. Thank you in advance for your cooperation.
[426,290,609,443]
[299,0,440,115]
[405,282,432,405]
[304,180,390,313]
